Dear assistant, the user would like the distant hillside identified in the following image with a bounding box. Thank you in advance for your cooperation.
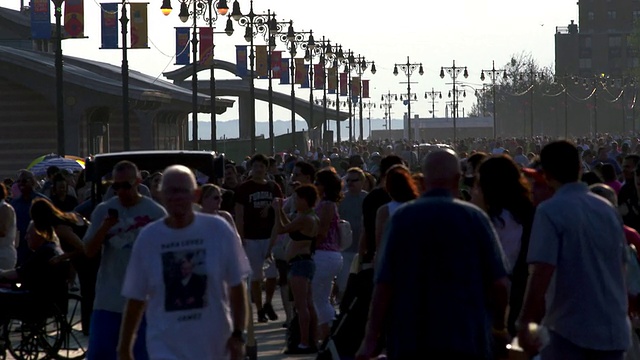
[188,119,405,140]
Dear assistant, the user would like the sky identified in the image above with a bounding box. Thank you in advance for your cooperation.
[6,0,580,138]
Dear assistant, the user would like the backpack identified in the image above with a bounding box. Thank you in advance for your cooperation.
[337,219,352,251]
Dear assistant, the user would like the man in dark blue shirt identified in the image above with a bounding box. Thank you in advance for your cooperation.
[356,149,509,360]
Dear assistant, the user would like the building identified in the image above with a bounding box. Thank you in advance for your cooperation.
[555,0,640,78]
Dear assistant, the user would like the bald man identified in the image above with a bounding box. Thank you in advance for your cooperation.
[356,149,510,360]
[118,165,251,360]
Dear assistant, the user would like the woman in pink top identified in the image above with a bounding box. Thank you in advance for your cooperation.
[600,163,623,194]
[312,168,344,345]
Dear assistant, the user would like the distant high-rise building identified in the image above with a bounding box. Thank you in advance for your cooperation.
[555,0,640,77]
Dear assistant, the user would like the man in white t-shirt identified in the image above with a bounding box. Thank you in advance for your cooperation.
[118,165,251,360]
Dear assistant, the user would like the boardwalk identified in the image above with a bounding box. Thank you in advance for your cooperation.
[4,290,319,360]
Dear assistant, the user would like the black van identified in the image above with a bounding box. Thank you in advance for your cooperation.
[84,150,225,204]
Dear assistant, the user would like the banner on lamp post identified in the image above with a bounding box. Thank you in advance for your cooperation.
[280,58,290,84]
[175,27,190,65]
[339,73,347,96]
[327,67,337,94]
[362,80,370,98]
[294,58,306,84]
[352,76,361,97]
[314,64,324,90]
[100,3,118,49]
[300,65,310,88]
[199,27,213,66]
[271,51,282,79]
[64,0,84,38]
[31,0,51,40]
[255,45,268,78]
[130,3,148,48]
[236,45,248,77]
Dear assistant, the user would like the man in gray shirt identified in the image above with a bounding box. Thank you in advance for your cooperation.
[83,161,167,360]
[517,140,630,359]
[337,167,368,302]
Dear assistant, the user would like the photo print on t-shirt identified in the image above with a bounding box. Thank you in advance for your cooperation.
[162,250,207,312]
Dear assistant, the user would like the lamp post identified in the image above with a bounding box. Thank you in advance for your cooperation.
[333,45,345,146]
[381,91,398,131]
[440,60,468,145]
[52,0,65,156]
[163,0,230,151]
[521,68,545,138]
[119,0,130,150]
[266,14,290,154]
[303,32,320,149]
[231,0,275,153]
[480,60,507,139]
[277,21,314,149]
[425,88,442,119]
[394,56,423,143]
[349,54,376,141]
[317,38,334,149]
[362,100,375,139]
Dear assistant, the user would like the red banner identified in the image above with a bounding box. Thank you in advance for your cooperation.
[64,0,84,38]
[314,64,324,89]
[130,3,148,48]
[352,76,361,97]
[199,27,213,66]
[294,58,306,84]
[339,72,347,96]
[327,67,337,94]
[271,51,282,78]
[362,80,370,98]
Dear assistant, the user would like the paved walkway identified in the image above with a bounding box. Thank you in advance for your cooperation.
[4,290,319,360]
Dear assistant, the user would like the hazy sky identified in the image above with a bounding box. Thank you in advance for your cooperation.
[7,0,579,130]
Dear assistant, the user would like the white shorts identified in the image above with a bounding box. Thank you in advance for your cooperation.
[244,238,278,281]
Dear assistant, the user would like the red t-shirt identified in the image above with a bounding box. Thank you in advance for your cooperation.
[625,225,640,259]
[234,179,283,239]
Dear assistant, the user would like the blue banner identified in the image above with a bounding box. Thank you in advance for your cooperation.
[300,65,309,89]
[30,0,51,40]
[236,45,248,77]
[100,3,118,49]
[175,27,190,65]
[280,58,290,85]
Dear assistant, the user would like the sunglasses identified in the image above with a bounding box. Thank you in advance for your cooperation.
[112,181,134,191]
[346,179,360,183]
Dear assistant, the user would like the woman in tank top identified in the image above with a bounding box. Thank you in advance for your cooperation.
[273,184,320,353]
[374,165,419,265]
[312,168,344,345]
[0,183,17,270]
[199,184,236,229]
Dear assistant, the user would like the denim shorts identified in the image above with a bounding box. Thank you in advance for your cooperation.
[288,258,315,281]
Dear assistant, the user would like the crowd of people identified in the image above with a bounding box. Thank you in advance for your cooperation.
[0,133,639,359]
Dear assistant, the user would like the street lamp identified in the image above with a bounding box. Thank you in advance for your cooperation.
[333,45,346,145]
[480,60,507,139]
[303,31,320,148]
[394,56,423,142]
[551,74,571,138]
[425,88,442,119]
[164,0,230,150]
[265,14,290,154]
[316,38,335,149]
[520,68,545,138]
[276,21,314,149]
[362,100,375,139]
[52,0,65,155]
[349,54,376,141]
[440,60,468,145]
[381,91,398,131]
[231,0,274,153]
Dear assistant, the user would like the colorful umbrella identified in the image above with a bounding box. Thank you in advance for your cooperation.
[27,153,85,176]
